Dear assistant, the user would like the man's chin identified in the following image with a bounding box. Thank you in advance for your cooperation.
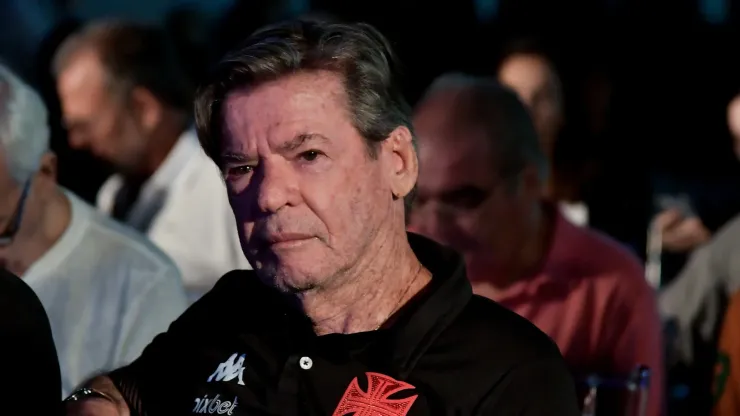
[252,264,322,293]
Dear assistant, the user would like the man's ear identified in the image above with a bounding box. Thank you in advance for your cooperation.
[38,152,57,181]
[128,87,162,135]
[382,126,418,200]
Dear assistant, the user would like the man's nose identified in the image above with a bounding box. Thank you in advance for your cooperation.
[255,161,294,214]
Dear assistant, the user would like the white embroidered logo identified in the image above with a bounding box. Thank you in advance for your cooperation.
[207,353,246,386]
[193,394,238,415]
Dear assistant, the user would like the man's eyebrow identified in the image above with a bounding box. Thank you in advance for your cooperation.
[277,133,329,154]
[220,152,250,164]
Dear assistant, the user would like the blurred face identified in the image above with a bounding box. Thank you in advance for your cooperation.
[56,51,148,173]
[410,104,538,271]
[727,95,740,159]
[0,149,20,231]
[498,54,563,157]
[221,71,402,293]
[0,148,57,250]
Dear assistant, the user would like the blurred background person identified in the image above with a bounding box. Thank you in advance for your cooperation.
[728,93,740,160]
[648,91,740,289]
[409,74,663,416]
[497,41,592,227]
[0,63,186,396]
[52,20,250,302]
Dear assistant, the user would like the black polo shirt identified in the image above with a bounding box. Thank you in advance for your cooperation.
[110,234,580,415]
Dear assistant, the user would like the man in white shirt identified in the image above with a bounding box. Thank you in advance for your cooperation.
[0,63,187,396]
[53,20,250,302]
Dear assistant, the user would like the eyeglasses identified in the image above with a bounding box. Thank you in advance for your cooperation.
[0,179,31,246]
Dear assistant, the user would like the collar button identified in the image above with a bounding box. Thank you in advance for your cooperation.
[299,356,313,370]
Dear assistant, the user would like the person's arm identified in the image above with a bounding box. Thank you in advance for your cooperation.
[476,356,581,415]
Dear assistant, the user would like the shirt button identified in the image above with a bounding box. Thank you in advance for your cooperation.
[299,356,313,370]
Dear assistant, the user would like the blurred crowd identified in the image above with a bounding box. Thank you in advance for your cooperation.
[5,0,740,415]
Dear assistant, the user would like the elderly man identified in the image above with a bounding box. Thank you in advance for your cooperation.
[53,21,250,302]
[409,74,663,416]
[0,64,187,396]
[64,18,579,416]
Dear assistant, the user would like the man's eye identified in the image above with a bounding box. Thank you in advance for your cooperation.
[299,150,321,162]
[228,166,253,177]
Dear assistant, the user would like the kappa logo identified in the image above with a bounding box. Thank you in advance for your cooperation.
[193,394,238,415]
[208,353,246,386]
[332,372,418,416]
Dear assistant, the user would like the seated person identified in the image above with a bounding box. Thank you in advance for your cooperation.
[409,73,663,416]
[497,42,588,227]
[661,212,740,412]
[64,18,580,416]
[0,267,61,414]
[0,63,187,396]
[53,20,251,302]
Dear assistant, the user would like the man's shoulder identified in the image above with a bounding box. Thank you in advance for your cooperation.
[72,193,181,279]
[565,223,645,281]
[444,294,564,363]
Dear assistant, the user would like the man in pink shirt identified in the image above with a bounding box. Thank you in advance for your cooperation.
[409,73,663,416]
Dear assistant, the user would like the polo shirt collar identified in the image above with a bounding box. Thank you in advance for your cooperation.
[239,233,472,378]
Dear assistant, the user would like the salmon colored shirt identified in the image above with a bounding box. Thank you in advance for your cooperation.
[714,291,740,416]
[473,213,664,416]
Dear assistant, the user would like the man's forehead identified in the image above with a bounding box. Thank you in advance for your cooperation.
[416,130,494,193]
[414,94,494,168]
[58,50,106,90]
[221,71,351,152]
[225,71,344,116]
[57,51,108,112]
[499,55,553,91]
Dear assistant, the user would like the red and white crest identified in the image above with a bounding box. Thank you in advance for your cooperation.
[332,372,418,416]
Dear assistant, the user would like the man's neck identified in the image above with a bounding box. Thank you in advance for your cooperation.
[0,185,71,276]
[133,114,187,179]
[297,226,431,336]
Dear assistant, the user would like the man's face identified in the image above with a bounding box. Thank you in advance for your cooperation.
[498,54,562,156]
[221,71,397,293]
[409,105,536,270]
[728,96,740,159]
[0,148,20,230]
[57,51,148,173]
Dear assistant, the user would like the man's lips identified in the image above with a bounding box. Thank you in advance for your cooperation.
[264,233,316,248]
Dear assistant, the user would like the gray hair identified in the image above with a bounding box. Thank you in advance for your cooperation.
[0,63,49,184]
[419,73,549,184]
[194,17,416,209]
